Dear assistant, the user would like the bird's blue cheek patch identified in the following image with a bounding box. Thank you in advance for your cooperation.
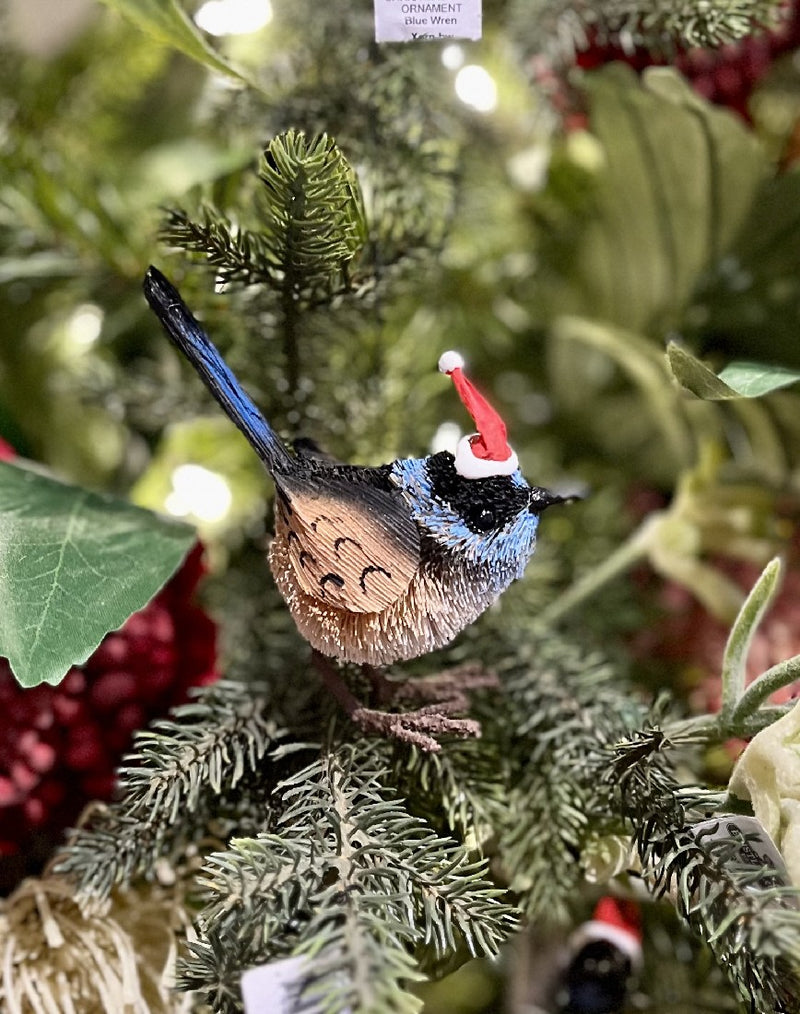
[390,457,540,577]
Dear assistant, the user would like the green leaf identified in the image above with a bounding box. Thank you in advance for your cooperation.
[721,558,783,721]
[667,343,800,400]
[564,66,765,334]
[690,172,800,369]
[717,361,800,397]
[98,0,258,89]
[667,342,740,399]
[0,462,195,688]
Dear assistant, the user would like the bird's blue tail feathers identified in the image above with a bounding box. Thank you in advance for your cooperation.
[143,266,292,473]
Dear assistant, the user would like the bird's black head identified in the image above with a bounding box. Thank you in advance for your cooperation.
[390,451,573,576]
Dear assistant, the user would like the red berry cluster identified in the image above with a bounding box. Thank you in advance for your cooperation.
[0,543,218,891]
[574,3,800,120]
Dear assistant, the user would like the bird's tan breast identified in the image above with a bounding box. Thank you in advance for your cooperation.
[269,526,497,666]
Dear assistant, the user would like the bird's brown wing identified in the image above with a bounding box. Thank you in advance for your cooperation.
[273,473,421,614]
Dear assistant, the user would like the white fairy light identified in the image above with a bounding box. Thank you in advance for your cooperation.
[430,421,462,455]
[454,64,497,113]
[441,44,464,70]
[65,304,103,348]
[166,464,233,522]
[194,0,272,37]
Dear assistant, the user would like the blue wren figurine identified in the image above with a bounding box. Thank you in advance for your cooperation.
[144,267,569,668]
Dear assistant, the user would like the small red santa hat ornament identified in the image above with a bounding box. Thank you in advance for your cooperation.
[571,896,643,968]
[438,351,519,479]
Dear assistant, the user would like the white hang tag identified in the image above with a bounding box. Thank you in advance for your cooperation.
[373,0,482,43]
[242,956,354,1014]
[690,814,798,902]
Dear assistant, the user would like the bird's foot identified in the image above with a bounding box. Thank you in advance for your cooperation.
[380,661,498,708]
[313,654,494,752]
[350,704,481,752]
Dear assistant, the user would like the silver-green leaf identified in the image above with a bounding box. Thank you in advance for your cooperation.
[667,343,800,400]
[667,342,740,399]
[717,361,800,397]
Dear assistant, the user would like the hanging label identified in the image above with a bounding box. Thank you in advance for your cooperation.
[373,0,482,43]
[690,815,797,902]
[241,956,353,1014]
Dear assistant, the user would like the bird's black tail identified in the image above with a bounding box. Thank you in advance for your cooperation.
[143,266,292,473]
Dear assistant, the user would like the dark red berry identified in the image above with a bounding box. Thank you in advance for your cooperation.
[0,542,218,893]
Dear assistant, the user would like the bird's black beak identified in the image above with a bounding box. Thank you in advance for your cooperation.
[528,487,582,514]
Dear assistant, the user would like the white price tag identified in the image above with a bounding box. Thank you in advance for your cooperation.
[241,956,353,1014]
[373,0,482,43]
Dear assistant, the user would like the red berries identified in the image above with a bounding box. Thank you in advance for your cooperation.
[0,544,218,891]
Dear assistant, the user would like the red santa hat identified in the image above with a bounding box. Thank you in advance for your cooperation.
[571,896,643,966]
[438,351,518,479]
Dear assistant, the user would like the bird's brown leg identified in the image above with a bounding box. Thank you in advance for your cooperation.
[312,653,490,752]
[362,661,498,707]
[384,661,499,706]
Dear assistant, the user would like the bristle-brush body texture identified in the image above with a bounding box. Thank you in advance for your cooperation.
[144,266,567,665]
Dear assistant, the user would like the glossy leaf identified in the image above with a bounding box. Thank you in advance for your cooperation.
[555,318,693,466]
[0,461,195,688]
[717,361,800,397]
[98,0,257,88]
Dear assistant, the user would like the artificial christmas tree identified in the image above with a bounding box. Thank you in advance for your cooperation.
[3,1,800,1012]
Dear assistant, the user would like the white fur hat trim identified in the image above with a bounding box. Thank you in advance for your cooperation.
[454,435,519,479]
[570,921,643,967]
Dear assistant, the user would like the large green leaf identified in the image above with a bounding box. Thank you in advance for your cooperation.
[98,0,258,89]
[689,172,800,369]
[0,461,195,688]
[566,66,765,334]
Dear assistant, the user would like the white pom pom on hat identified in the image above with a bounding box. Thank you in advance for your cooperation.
[438,350,465,374]
[437,350,518,479]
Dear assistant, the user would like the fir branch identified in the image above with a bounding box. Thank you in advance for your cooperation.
[161,207,280,287]
[258,129,367,295]
[610,725,800,1013]
[162,131,368,299]
[54,681,281,899]
[642,0,783,48]
[491,633,644,922]
[178,743,519,1012]
[511,0,784,57]
[387,737,507,843]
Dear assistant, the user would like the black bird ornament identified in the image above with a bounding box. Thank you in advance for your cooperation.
[143,266,570,671]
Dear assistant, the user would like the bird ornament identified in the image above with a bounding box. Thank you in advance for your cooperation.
[144,266,569,668]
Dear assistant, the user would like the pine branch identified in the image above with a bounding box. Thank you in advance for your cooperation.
[178,743,519,1012]
[388,737,507,843]
[610,724,800,1013]
[511,0,784,57]
[258,130,367,292]
[161,207,280,287]
[490,633,644,922]
[54,681,281,898]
